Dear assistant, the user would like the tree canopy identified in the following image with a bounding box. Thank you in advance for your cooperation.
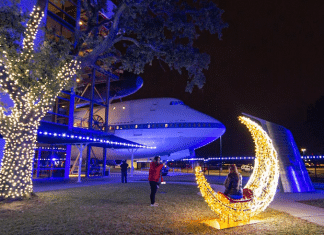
[1,0,227,93]
[74,0,227,92]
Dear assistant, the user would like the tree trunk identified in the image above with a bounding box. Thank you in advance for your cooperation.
[0,123,38,199]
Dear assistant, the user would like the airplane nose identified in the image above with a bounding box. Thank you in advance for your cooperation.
[186,109,226,149]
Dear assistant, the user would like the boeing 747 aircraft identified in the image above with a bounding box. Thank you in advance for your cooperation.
[73,98,225,161]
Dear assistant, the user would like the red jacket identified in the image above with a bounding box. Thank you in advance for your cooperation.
[148,162,163,182]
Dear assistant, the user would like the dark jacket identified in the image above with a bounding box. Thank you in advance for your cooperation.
[224,173,243,196]
[120,162,128,172]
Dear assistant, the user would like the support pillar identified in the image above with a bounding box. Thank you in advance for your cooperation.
[86,146,91,178]
[131,149,134,177]
[64,145,71,179]
[66,88,76,179]
[86,68,96,178]
[102,148,107,176]
[102,73,111,176]
[76,144,87,183]
[36,149,41,178]
[127,148,138,177]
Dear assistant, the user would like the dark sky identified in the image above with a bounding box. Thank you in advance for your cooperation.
[124,0,324,156]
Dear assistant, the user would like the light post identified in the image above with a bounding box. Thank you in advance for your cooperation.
[301,148,306,156]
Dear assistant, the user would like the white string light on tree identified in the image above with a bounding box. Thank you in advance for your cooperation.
[0,6,80,200]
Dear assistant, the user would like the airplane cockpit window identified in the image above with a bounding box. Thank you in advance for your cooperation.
[170,101,184,105]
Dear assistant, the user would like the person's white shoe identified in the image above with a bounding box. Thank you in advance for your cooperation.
[150,203,159,206]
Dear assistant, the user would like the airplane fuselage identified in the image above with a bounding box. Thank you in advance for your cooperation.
[74,98,225,160]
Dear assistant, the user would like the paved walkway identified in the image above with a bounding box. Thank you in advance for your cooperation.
[269,190,324,226]
[33,176,324,227]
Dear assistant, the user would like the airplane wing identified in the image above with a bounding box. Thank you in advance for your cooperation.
[38,121,149,149]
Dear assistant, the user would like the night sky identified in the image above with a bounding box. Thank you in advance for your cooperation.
[123,1,324,157]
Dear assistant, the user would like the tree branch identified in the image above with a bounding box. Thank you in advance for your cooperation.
[0,106,9,125]
[113,36,165,55]
[113,36,140,47]
[0,59,26,103]
[21,7,44,63]
[81,3,128,67]
[34,59,79,116]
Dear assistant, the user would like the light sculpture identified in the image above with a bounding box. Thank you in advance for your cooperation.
[195,116,279,223]
[0,6,80,199]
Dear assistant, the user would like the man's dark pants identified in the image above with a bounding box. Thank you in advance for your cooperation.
[121,171,127,183]
[149,181,158,204]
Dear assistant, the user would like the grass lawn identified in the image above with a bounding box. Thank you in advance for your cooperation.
[298,199,324,209]
[0,183,324,235]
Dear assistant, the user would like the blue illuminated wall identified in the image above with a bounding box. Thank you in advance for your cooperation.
[265,123,314,192]
[244,113,314,193]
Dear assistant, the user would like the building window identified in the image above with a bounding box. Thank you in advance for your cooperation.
[170,101,184,105]
[48,0,77,27]
[46,16,74,42]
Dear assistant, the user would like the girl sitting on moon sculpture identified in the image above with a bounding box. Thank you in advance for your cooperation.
[224,164,243,199]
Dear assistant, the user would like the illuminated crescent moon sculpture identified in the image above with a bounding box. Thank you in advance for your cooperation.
[195,116,280,223]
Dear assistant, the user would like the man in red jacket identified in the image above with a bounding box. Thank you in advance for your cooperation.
[148,156,164,206]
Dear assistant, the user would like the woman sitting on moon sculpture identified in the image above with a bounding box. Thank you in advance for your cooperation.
[224,164,243,199]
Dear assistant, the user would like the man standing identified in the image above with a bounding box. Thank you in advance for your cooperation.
[148,156,164,206]
[120,160,129,183]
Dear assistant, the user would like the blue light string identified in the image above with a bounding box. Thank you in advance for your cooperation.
[37,131,156,149]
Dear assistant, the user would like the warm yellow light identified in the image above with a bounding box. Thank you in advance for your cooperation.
[195,116,279,222]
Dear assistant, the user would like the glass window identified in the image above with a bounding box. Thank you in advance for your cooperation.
[170,101,184,105]
[46,16,73,42]
[48,0,77,26]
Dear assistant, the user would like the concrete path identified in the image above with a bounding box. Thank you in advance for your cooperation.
[269,190,324,226]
